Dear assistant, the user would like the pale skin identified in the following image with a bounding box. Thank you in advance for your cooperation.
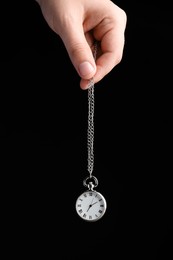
[35,0,127,89]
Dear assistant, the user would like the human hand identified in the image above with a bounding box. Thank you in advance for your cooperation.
[35,0,127,89]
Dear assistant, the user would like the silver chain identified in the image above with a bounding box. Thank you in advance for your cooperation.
[87,42,97,178]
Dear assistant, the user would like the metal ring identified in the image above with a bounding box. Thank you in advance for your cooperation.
[83,176,98,188]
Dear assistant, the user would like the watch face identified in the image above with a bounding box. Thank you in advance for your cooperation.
[76,190,107,222]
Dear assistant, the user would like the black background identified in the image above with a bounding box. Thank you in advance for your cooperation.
[0,1,172,259]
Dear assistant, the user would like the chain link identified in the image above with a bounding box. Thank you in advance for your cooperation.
[87,79,95,176]
[87,42,97,177]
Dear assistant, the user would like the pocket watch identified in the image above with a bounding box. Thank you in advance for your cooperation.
[76,42,107,222]
[75,177,107,222]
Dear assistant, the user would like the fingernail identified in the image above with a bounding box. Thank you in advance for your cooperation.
[78,61,95,77]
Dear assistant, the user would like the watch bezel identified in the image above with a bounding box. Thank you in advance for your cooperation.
[75,190,107,222]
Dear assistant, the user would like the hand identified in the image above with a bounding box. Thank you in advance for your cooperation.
[35,0,127,89]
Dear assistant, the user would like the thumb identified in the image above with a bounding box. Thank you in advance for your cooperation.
[60,26,96,80]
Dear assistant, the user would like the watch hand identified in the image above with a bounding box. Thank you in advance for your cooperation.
[87,201,98,212]
[91,198,94,204]
[91,201,98,206]
[87,204,92,212]
[87,198,95,212]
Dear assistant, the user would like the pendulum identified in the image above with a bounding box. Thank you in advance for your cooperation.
[75,42,107,222]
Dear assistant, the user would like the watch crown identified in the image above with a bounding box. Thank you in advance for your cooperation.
[88,181,94,191]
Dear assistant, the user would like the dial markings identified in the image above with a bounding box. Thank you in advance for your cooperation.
[76,191,106,221]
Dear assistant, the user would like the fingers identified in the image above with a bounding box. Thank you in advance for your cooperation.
[57,1,126,90]
[36,0,127,90]
[80,7,127,89]
[59,22,97,80]
[80,28,126,89]
[37,0,98,81]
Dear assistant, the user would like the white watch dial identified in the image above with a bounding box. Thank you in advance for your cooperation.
[76,190,107,221]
